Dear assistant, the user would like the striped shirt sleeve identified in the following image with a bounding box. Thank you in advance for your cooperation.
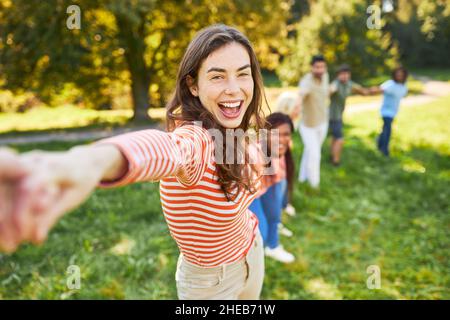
[96,125,213,188]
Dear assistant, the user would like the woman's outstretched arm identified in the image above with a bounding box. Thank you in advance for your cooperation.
[0,144,127,252]
[0,125,212,253]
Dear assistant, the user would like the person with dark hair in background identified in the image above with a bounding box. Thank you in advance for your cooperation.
[328,64,372,166]
[249,112,296,263]
[371,67,409,157]
[291,54,329,188]
[273,93,298,219]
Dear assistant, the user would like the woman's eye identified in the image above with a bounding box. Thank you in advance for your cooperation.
[211,75,223,80]
[239,73,250,77]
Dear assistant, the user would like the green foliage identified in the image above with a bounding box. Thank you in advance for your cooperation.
[389,0,450,68]
[0,0,124,108]
[277,0,399,85]
[0,90,41,113]
[0,0,291,117]
[0,95,448,299]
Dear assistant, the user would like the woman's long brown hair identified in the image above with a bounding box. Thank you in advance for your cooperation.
[166,24,268,201]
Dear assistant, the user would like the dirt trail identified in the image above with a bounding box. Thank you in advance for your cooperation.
[346,78,450,114]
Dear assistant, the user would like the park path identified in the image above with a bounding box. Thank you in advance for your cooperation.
[1,78,449,146]
[0,124,163,146]
[346,78,450,114]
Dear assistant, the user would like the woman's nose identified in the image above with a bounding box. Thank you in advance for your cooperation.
[224,78,240,95]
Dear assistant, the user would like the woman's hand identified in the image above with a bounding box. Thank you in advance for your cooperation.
[0,148,31,252]
[0,144,127,253]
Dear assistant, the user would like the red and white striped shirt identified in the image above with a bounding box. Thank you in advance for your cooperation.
[98,125,260,267]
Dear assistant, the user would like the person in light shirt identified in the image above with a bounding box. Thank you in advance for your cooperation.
[291,54,330,188]
[371,67,409,157]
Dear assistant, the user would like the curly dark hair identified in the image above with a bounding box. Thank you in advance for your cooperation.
[392,66,409,84]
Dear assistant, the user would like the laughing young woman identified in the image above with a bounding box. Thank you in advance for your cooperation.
[0,24,271,300]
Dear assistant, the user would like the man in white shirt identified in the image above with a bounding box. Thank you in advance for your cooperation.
[291,54,330,188]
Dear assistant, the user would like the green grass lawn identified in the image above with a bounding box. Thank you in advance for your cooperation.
[0,96,448,300]
[0,104,167,137]
[0,105,132,134]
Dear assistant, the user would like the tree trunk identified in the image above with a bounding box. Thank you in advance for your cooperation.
[115,13,152,123]
[130,70,151,123]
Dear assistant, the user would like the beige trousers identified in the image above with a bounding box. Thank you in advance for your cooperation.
[175,229,265,300]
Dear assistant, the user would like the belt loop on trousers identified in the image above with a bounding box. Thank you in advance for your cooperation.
[219,264,226,282]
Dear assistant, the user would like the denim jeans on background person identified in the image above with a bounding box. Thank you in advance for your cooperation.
[378,117,393,156]
[249,198,268,245]
[282,182,288,210]
[249,179,287,249]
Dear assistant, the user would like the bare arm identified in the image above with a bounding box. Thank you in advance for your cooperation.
[329,81,338,95]
[291,75,311,120]
[352,86,370,96]
[0,125,211,252]
[368,86,383,95]
[71,144,128,182]
[290,93,303,120]
[0,144,128,252]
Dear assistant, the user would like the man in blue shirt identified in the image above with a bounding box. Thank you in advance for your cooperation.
[372,67,409,156]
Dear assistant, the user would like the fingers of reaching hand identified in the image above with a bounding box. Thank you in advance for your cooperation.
[31,188,77,244]
[0,222,18,253]
[0,149,99,253]
[0,185,21,253]
[0,148,28,223]
[0,150,62,252]
[0,148,29,180]
[14,175,59,242]
[0,148,28,252]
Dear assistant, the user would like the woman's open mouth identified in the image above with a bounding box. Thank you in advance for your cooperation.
[217,100,243,119]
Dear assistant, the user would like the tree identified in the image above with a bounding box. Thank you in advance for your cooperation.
[0,0,291,121]
[388,0,450,68]
[277,0,399,85]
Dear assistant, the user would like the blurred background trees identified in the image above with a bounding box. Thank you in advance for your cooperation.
[0,0,449,120]
[277,0,398,85]
[0,0,290,121]
[387,0,450,69]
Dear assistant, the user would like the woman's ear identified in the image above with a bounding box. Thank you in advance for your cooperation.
[186,75,199,97]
